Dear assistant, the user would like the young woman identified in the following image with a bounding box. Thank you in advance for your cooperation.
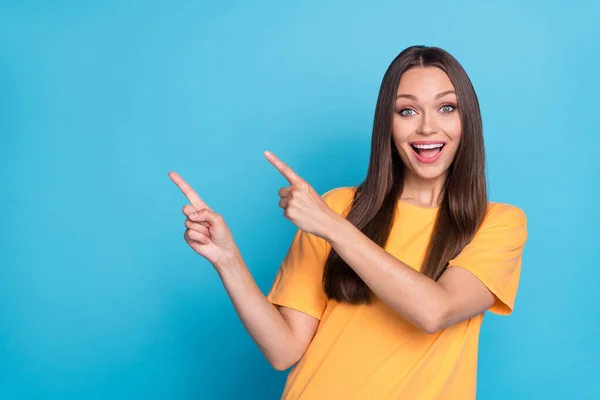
[169,45,528,399]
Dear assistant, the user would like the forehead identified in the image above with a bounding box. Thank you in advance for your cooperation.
[396,67,455,98]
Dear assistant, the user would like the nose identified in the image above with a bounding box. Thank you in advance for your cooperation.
[418,112,438,136]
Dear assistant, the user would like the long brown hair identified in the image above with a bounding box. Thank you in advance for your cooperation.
[323,45,487,304]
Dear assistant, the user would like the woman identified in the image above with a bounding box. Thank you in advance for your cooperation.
[169,45,528,399]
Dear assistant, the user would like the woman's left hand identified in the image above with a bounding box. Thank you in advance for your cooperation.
[264,151,340,239]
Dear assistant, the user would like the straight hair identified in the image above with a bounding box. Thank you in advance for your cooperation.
[323,45,487,304]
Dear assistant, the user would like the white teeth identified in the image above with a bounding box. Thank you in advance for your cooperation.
[412,143,444,149]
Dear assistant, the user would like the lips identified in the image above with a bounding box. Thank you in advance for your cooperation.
[409,141,446,164]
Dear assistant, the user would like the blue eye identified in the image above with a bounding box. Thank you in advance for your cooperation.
[399,108,416,116]
[440,104,455,113]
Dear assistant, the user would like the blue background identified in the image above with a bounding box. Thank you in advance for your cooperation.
[1,1,598,399]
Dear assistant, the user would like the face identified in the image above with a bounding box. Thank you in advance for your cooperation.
[392,66,462,182]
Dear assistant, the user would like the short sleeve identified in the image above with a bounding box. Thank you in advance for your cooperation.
[267,229,330,319]
[266,187,356,320]
[448,203,528,315]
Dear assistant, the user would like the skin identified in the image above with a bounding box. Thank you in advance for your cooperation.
[168,66,495,371]
[393,66,462,206]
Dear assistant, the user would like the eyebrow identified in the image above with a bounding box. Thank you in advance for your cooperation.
[396,90,456,100]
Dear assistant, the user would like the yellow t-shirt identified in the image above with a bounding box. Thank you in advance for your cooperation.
[267,186,528,400]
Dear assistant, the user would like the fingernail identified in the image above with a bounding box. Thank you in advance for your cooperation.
[189,212,197,219]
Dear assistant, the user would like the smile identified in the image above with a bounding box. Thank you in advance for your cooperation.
[410,142,446,164]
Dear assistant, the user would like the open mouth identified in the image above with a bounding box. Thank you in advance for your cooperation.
[410,142,445,163]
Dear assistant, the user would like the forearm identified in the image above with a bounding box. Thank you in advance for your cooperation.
[325,217,450,333]
[214,251,304,369]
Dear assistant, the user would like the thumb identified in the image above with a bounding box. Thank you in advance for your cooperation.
[189,208,223,226]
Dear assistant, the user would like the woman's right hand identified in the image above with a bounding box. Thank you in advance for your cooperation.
[169,171,239,269]
[169,173,318,372]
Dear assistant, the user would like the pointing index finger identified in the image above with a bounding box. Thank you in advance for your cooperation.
[264,151,302,185]
[169,171,211,211]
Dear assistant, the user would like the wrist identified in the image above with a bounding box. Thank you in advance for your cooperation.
[213,247,243,277]
[322,212,349,245]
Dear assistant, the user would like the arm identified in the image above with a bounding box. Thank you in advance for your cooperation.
[261,153,494,334]
[168,171,319,371]
[261,153,525,335]
[216,251,319,370]
[322,203,528,333]
[323,216,495,334]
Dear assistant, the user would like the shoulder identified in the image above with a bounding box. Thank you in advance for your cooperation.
[484,202,527,227]
[477,202,528,243]
[321,186,358,216]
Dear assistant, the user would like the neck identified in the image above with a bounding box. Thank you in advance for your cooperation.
[400,171,447,208]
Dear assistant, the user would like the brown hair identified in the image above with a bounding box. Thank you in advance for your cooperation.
[323,45,487,304]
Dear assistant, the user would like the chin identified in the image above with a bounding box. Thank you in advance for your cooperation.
[411,166,449,182]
